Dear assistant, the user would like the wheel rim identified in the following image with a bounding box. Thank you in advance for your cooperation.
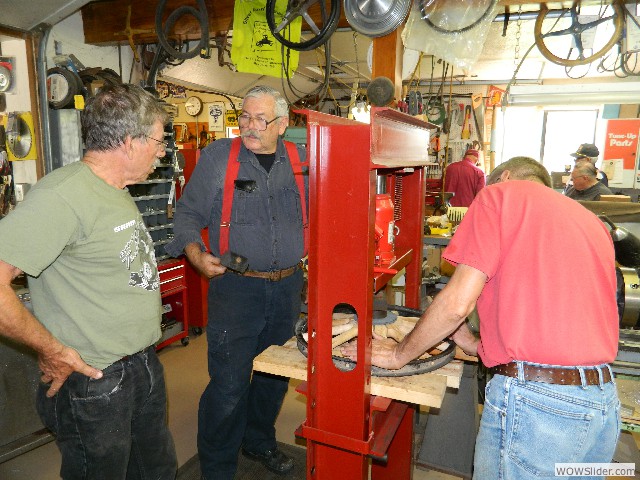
[294,309,456,377]
[534,2,625,67]
[267,0,341,51]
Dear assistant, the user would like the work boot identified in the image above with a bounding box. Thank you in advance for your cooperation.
[242,447,294,475]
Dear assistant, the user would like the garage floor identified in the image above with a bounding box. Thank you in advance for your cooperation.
[0,333,456,480]
[0,333,635,479]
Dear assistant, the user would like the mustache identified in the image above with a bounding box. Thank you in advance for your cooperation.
[241,130,261,139]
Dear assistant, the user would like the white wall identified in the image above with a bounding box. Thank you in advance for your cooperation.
[46,12,137,84]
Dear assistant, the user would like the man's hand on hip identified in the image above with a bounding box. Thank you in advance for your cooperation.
[39,345,103,397]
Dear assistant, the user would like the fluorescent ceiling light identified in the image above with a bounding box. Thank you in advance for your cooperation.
[506,82,640,106]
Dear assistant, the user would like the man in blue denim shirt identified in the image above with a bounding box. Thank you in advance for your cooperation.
[166,85,307,479]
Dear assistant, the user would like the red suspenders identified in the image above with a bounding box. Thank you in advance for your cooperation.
[219,137,309,256]
[285,141,309,257]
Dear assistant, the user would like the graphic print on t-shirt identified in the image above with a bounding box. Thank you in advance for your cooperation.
[119,220,159,291]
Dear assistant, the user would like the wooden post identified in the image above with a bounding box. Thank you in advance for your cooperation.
[371,29,403,104]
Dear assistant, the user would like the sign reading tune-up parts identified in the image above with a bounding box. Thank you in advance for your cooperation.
[603,118,640,188]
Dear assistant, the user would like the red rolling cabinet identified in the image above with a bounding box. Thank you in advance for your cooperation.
[156,258,190,349]
[177,148,209,333]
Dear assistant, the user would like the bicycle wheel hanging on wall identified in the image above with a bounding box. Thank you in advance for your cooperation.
[266,0,340,51]
[534,1,624,67]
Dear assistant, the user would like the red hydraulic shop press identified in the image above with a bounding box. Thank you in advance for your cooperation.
[295,108,436,480]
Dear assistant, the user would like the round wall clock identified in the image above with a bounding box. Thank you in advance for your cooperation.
[185,96,203,116]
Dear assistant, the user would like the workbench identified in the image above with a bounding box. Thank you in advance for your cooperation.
[618,376,640,434]
[254,338,464,408]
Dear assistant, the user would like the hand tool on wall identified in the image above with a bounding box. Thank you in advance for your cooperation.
[461,104,472,139]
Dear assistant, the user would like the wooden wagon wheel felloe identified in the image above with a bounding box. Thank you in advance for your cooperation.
[534,1,625,67]
[295,306,456,377]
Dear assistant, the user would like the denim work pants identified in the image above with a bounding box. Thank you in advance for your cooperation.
[36,348,177,480]
[198,270,303,480]
[474,363,620,480]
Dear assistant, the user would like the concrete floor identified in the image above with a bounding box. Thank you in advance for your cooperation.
[0,333,636,479]
[0,333,456,480]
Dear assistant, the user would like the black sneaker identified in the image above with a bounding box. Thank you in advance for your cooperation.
[241,447,294,475]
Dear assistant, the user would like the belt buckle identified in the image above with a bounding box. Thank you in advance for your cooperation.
[268,270,282,281]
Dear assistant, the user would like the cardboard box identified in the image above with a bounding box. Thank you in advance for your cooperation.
[424,245,441,276]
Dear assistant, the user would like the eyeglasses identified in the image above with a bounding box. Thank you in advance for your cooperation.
[144,134,168,149]
[238,114,281,131]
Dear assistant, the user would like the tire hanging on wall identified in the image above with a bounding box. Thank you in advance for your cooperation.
[46,67,82,109]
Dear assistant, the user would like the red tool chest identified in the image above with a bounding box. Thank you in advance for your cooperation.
[156,258,190,349]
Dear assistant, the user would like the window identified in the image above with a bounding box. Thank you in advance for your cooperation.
[541,109,599,173]
[494,106,601,174]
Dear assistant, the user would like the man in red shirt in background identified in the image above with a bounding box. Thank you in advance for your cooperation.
[443,149,486,207]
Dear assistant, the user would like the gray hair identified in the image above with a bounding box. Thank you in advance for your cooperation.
[82,83,169,151]
[575,155,597,165]
[573,160,598,179]
[487,156,552,187]
[244,85,289,119]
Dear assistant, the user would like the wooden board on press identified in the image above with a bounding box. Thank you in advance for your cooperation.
[253,338,464,408]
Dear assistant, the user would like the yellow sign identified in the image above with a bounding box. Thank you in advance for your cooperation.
[225,111,238,127]
[231,0,300,77]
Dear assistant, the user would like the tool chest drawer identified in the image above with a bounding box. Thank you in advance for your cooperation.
[159,259,186,294]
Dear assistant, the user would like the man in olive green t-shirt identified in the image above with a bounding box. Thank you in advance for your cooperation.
[0,84,177,480]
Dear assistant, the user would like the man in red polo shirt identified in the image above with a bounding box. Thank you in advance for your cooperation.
[443,148,486,207]
[344,156,620,480]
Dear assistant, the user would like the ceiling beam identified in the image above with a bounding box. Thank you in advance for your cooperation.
[81,0,352,46]
[81,1,573,47]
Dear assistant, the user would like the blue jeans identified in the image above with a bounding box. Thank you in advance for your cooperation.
[198,270,303,480]
[36,348,177,480]
[474,363,620,480]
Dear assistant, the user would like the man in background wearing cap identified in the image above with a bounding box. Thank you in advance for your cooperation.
[444,149,486,207]
[563,143,609,195]
[565,161,613,201]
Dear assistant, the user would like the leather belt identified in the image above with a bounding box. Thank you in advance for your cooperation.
[490,362,612,386]
[239,261,303,282]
